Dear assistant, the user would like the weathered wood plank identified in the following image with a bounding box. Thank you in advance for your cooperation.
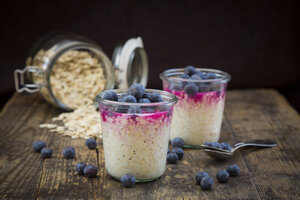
[224,89,300,200]
[0,89,299,200]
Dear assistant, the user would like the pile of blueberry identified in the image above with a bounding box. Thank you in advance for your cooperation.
[33,141,53,159]
[170,66,219,95]
[195,164,240,190]
[102,83,164,114]
[204,141,232,151]
[167,137,185,164]
[33,137,99,178]
[76,137,98,178]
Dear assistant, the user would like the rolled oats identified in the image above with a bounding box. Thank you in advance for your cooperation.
[33,49,106,139]
[32,49,106,109]
[40,105,102,139]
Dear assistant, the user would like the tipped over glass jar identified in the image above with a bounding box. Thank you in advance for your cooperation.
[14,32,149,111]
[160,67,231,148]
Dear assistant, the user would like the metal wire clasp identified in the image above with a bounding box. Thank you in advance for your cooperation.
[14,66,43,93]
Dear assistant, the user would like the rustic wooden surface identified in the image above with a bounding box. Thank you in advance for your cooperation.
[0,89,299,200]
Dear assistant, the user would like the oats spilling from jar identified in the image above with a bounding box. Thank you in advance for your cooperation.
[32,49,106,109]
[34,49,105,139]
[39,105,102,139]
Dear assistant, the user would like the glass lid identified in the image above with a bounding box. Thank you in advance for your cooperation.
[112,37,148,89]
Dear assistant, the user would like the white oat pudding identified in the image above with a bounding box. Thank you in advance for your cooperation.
[160,67,231,148]
[96,88,177,182]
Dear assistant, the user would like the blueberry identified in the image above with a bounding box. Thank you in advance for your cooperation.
[227,164,240,177]
[63,147,75,159]
[191,74,202,80]
[118,93,129,102]
[220,142,232,151]
[197,84,210,92]
[138,98,151,104]
[204,142,213,146]
[200,175,213,190]
[83,164,98,178]
[172,137,184,148]
[121,174,136,188]
[33,141,46,152]
[147,92,163,102]
[123,95,137,103]
[180,74,190,79]
[211,142,221,149]
[86,138,97,149]
[170,84,183,91]
[196,71,206,79]
[103,91,118,101]
[195,171,209,185]
[167,153,178,164]
[142,92,151,99]
[209,82,221,91]
[76,163,87,175]
[216,170,229,183]
[115,105,128,113]
[205,72,217,80]
[184,83,198,96]
[128,83,145,100]
[127,106,142,114]
[41,147,52,159]
[184,66,197,76]
[171,147,184,160]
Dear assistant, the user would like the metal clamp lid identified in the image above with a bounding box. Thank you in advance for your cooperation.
[112,37,148,89]
[14,66,43,93]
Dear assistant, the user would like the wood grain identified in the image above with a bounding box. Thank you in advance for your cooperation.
[0,89,299,200]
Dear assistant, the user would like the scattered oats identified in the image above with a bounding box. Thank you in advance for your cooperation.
[52,117,60,121]
[39,105,102,139]
[46,124,57,129]
[39,124,48,128]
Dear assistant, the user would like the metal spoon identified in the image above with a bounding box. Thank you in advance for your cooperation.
[202,140,277,160]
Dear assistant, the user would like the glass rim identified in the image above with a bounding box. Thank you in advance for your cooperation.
[96,89,178,108]
[45,41,114,111]
[159,68,231,83]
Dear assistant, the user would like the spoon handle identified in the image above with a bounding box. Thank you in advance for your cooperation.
[233,140,277,151]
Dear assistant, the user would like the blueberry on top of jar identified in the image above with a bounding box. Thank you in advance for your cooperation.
[138,98,151,103]
[205,72,217,79]
[184,66,197,76]
[180,74,190,79]
[103,91,118,101]
[191,74,202,80]
[148,92,164,102]
[128,83,145,100]
[123,95,137,103]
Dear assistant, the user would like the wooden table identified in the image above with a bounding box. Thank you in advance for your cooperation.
[0,89,299,200]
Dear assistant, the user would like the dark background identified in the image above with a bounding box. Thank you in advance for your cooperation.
[1,0,299,111]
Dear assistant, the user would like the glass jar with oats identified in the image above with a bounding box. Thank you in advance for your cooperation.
[14,32,149,111]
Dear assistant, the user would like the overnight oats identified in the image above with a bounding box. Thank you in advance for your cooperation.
[96,84,177,182]
[160,66,231,148]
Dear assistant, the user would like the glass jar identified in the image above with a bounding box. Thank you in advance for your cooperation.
[14,33,148,111]
[160,68,231,148]
[96,89,177,182]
